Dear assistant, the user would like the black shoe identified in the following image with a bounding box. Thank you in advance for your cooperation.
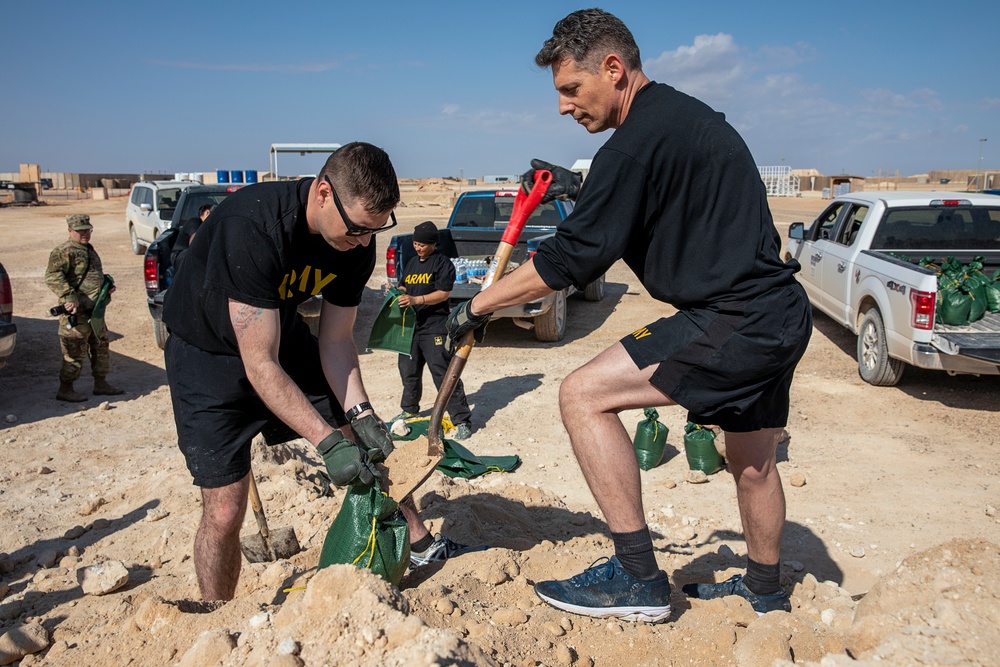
[682,574,790,615]
[534,556,672,623]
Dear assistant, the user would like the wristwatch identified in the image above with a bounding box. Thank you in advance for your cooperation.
[345,401,373,422]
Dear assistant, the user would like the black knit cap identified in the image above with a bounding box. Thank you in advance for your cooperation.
[413,221,439,244]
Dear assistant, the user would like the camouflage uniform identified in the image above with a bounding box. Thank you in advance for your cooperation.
[44,214,117,395]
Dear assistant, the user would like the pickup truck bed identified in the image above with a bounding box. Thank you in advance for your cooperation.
[787,191,1000,385]
[933,312,1000,363]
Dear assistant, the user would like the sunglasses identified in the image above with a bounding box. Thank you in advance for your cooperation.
[324,175,397,237]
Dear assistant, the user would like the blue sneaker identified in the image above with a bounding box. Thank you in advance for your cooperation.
[682,574,790,615]
[534,556,672,623]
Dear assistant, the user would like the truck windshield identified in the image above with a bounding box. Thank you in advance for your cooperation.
[179,193,230,222]
[870,206,1000,251]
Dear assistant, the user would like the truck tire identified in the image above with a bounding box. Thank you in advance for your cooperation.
[583,274,606,301]
[857,308,905,386]
[153,317,169,350]
[534,289,567,342]
[130,226,144,255]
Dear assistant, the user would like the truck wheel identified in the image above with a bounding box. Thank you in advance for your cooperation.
[534,289,567,342]
[583,274,606,301]
[857,309,904,386]
[153,318,169,350]
[130,226,144,255]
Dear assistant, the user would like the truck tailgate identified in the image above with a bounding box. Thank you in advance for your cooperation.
[933,312,1000,363]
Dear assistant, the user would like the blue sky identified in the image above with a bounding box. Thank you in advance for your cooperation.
[3,1,997,179]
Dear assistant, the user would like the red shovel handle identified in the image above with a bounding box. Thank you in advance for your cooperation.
[500,170,552,246]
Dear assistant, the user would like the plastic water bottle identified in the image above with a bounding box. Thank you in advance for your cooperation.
[455,261,467,284]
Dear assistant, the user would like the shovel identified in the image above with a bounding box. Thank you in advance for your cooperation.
[240,466,301,563]
[386,170,553,503]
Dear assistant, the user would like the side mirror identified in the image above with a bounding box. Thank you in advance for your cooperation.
[159,209,173,221]
[140,203,152,212]
[788,222,805,240]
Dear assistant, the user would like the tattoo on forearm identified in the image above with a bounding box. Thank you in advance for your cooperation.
[232,303,265,332]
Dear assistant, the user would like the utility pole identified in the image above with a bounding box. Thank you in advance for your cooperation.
[976,138,987,191]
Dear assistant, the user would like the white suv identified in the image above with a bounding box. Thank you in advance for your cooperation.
[126,180,195,254]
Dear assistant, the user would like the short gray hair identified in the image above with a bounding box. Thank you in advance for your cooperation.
[535,8,641,73]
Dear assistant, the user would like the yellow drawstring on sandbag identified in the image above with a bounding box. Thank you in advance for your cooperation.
[353,515,379,568]
[391,295,412,331]
[352,490,391,569]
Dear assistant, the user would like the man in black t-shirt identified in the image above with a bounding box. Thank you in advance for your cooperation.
[393,221,473,439]
[164,143,474,601]
[446,10,812,622]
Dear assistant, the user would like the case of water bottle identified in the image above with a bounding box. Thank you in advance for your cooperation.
[451,258,489,284]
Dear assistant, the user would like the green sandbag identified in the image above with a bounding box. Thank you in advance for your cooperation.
[683,421,724,475]
[389,418,520,477]
[318,485,409,586]
[937,282,972,325]
[984,281,1000,313]
[367,287,415,356]
[633,408,668,471]
[88,275,115,338]
[967,283,987,322]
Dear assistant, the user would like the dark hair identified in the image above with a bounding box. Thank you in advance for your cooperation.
[535,8,641,73]
[198,203,215,217]
[319,142,400,214]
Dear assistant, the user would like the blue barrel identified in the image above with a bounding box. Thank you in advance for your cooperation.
[217,169,229,184]
[230,170,244,183]
[245,169,258,184]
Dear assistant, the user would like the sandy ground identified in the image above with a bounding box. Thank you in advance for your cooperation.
[0,188,998,667]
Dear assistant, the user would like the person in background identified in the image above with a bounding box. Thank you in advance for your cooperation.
[170,202,215,267]
[45,214,124,402]
[393,221,474,441]
[446,8,811,621]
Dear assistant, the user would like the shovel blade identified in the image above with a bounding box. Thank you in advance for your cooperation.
[239,526,301,563]
[385,435,444,504]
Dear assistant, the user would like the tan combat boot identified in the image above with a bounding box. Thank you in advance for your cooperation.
[93,377,124,396]
[56,380,88,402]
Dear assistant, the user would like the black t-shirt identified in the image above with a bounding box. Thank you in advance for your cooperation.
[163,178,375,355]
[400,250,455,328]
[532,82,798,309]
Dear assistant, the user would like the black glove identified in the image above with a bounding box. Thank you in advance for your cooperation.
[350,413,395,463]
[317,433,378,487]
[520,158,581,203]
[445,299,491,353]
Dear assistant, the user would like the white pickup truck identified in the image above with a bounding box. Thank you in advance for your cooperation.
[785,191,1000,385]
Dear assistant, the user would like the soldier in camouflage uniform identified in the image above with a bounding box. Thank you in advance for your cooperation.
[44,214,124,402]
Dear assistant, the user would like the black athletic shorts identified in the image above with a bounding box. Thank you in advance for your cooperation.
[620,283,812,432]
[165,327,346,488]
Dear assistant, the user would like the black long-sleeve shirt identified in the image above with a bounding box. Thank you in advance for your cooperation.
[533,82,799,309]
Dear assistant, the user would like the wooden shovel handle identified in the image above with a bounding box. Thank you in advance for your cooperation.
[246,469,270,539]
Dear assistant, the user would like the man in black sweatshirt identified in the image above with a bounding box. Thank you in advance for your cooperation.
[447,8,811,622]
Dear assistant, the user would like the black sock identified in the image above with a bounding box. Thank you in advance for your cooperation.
[743,557,782,595]
[411,534,434,553]
[611,527,661,581]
